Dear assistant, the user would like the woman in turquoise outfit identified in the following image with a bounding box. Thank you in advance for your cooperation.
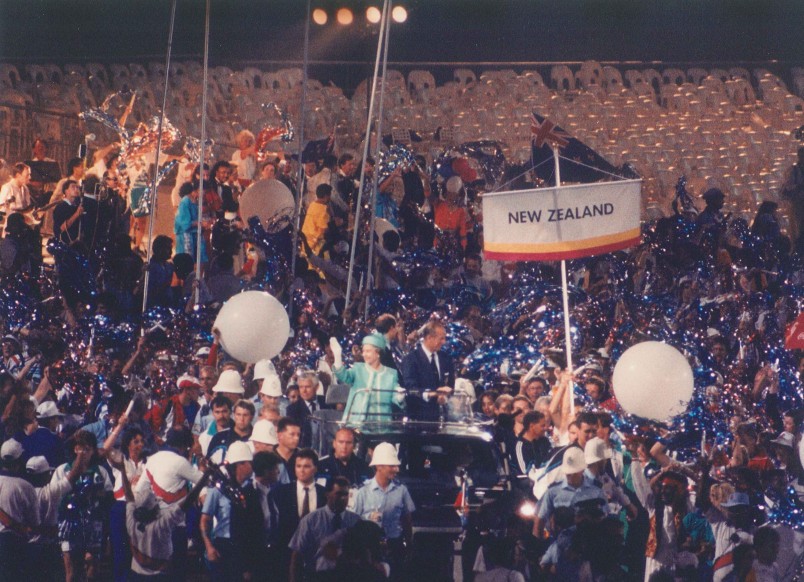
[330,334,405,423]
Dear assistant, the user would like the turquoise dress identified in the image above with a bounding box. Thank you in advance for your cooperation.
[334,362,404,422]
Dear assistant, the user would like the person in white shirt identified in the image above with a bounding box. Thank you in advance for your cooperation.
[109,446,211,581]
[25,452,89,582]
[133,427,203,581]
[0,439,40,580]
[0,162,33,214]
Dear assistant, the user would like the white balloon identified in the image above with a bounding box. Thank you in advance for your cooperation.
[213,291,290,363]
[612,341,694,421]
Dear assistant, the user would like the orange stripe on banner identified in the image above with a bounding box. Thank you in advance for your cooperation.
[484,228,640,254]
[485,235,640,261]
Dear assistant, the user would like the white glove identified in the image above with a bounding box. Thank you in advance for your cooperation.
[329,337,343,370]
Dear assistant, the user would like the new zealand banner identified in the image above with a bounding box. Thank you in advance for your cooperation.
[482,179,642,261]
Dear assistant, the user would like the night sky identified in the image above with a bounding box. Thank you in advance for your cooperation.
[1,0,802,90]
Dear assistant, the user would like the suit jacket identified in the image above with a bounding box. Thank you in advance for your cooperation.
[271,480,327,548]
[286,396,326,448]
[399,343,455,391]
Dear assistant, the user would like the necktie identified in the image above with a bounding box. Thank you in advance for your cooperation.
[309,400,317,413]
[430,353,440,383]
[301,486,310,517]
[332,511,342,532]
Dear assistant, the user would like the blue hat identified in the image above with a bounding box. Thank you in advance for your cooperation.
[361,333,387,350]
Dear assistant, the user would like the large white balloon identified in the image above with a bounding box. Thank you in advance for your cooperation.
[612,341,694,421]
[213,291,290,363]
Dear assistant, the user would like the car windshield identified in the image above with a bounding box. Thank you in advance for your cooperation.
[357,433,502,490]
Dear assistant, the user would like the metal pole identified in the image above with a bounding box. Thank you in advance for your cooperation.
[364,1,393,320]
[343,0,390,323]
[195,0,211,305]
[289,0,313,320]
[140,0,177,314]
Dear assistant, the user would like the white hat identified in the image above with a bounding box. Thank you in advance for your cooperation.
[253,359,277,381]
[195,346,211,358]
[446,176,463,194]
[226,441,254,464]
[36,401,64,419]
[771,431,795,449]
[0,439,23,461]
[25,455,51,474]
[584,437,612,465]
[250,420,278,446]
[259,374,282,398]
[213,370,245,394]
[561,447,587,475]
[369,442,400,466]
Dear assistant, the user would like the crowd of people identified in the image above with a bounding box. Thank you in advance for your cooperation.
[0,129,802,582]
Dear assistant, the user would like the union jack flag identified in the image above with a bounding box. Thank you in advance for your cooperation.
[530,114,570,149]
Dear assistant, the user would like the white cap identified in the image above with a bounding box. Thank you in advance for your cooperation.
[584,437,612,465]
[446,175,463,194]
[250,420,278,446]
[259,374,282,398]
[36,401,64,419]
[213,370,245,394]
[227,441,254,464]
[561,447,587,475]
[370,442,400,466]
[771,431,795,449]
[253,359,277,381]
[195,346,211,358]
[1,439,23,461]
[26,455,51,474]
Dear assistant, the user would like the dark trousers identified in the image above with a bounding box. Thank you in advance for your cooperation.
[386,537,408,582]
[170,521,188,582]
[25,540,63,582]
[205,538,246,582]
[0,532,26,582]
[110,500,130,582]
[128,572,171,581]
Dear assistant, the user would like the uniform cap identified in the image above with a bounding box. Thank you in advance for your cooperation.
[561,447,587,475]
[584,437,612,464]
[259,374,282,398]
[213,370,245,394]
[369,442,400,466]
[250,420,279,446]
[226,441,254,464]
[253,359,277,381]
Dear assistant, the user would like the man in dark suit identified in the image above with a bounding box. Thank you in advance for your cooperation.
[375,313,400,370]
[285,371,327,448]
[400,321,456,420]
[270,448,327,581]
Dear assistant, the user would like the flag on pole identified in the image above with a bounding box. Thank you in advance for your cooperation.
[530,112,625,186]
[530,114,570,149]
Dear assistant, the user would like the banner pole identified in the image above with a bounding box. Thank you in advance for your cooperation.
[553,145,574,416]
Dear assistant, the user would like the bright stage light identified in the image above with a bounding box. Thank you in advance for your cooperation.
[366,6,382,24]
[391,6,407,23]
[312,8,328,25]
[336,8,354,25]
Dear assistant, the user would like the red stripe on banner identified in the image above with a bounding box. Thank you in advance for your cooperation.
[484,235,641,261]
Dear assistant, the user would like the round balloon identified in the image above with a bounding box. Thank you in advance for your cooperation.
[612,341,694,421]
[213,291,290,363]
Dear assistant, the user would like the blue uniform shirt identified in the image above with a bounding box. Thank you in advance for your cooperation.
[352,477,415,540]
